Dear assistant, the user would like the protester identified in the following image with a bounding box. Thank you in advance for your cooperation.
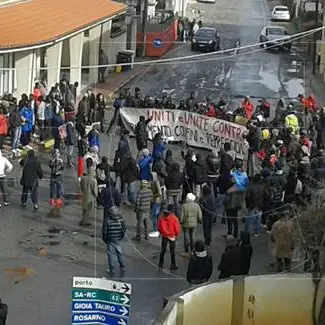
[66,118,77,168]
[79,163,98,226]
[206,149,220,199]
[0,297,8,325]
[49,149,64,207]
[165,162,183,217]
[0,109,8,151]
[138,148,153,182]
[181,149,196,201]
[20,150,43,210]
[134,180,153,241]
[9,105,22,155]
[239,231,253,275]
[88,125,100,149]
[102,206,126,274]
[193,153,208,199]
[186,240,213,285]
[244,174,266,236]
[199,185,215,247]
[100,178,121,217]
[120,151,138,205]
[218,235,242,279]
[165,149,174,174]
[0,150,12,207]
[135,115,152,153]
[77,136,88,181]
[20,103,34,150]
[150,171,162,237]
[270,214,294,272]
[224,171,246,238]
[158,204,181,270]
[180,193,202,253]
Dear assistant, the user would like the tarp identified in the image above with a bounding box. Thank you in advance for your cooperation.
[120,108,248,156]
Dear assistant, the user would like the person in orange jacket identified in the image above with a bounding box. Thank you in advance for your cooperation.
[0,108,8,150]
[158,204,181,270]
[241,96,254,120]
[298,93,317,112]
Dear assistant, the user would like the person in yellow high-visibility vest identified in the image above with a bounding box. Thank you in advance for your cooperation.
[284,107,299,134]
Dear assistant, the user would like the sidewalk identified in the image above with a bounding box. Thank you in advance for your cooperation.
[266,0,325,104]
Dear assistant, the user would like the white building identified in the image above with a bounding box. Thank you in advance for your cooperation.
[0,0,129,97]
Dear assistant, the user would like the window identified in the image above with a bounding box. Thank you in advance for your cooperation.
[84,30,89,37]
[111,14,126,38]
[269,27,285,35]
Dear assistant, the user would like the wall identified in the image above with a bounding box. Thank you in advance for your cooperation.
[155,274,325,325]
[137,19,177,57]
[180,281,233,325]
[107,32,127,70]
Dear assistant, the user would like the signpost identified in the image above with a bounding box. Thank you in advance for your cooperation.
[153,38,163,48]
[71,277,131,325]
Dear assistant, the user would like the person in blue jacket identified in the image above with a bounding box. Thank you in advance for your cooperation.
[88,125,100,149]
[138,148,153,181]
[20,104,34,148]
[52,113,64,149]
[231,159,249,191]
[152,133,166,163]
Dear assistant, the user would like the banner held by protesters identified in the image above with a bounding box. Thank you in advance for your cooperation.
[120,108,248,155]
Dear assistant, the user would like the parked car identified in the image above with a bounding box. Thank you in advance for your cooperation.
[191,27,220,52]
[271,6,291,21]
[259,26,291,50]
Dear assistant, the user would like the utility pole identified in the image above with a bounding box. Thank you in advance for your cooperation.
[312,0,320,74]
[141,0,149,57]
[126,0,136,50]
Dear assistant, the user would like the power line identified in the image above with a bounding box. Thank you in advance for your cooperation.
[0,25,324,71]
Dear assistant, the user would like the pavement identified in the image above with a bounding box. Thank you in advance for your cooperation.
[0,0,320,324]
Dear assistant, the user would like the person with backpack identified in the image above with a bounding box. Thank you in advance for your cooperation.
[102,206,126,274]
[49,149,64,207]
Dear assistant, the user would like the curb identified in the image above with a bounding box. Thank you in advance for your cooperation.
[106,69,145,99]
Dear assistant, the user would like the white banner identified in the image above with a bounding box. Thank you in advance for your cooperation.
[120,108,248,156]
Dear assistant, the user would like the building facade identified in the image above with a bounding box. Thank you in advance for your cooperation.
[0,0,129,97]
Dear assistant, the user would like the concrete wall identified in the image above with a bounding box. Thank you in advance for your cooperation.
[155,274,325,325]
[107,32,127,71]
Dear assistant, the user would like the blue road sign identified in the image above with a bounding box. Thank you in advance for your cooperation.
[71,277,131,325]
[153,38,163,48]
[72,312,128,325]
[72,300,130,318]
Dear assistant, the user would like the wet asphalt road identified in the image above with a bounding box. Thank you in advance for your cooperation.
[131,0,307,114]
[0,0,310,324]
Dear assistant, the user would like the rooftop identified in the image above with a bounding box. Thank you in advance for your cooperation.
[0,0,126,50]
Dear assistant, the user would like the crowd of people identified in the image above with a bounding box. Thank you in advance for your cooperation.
[0,81,323,279]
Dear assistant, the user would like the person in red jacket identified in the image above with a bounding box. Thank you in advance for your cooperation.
[241,96,254,120]
[158,204,181,270]
[0,109,8,150]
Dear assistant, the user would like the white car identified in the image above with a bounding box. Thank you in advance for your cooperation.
[271,6,291,21]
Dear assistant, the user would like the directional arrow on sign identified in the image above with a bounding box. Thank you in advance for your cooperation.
[118,318,127,325]
[122,284,130,294]
[119,306,129,317]
[120,294,130,305]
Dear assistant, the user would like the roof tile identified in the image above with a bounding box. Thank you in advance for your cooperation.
[0,0,126,49]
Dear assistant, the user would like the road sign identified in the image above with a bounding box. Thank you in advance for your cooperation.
[72,289,131,306]
[153,38,163,48]
[72,277,132,325]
